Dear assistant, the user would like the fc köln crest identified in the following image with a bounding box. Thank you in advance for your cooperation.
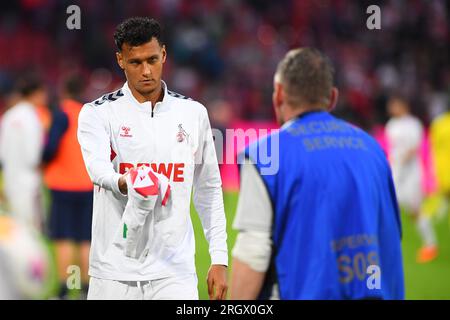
[177,124,189,143]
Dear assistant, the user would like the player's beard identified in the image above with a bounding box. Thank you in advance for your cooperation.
[138,87,156,96]
[136,81,159,97]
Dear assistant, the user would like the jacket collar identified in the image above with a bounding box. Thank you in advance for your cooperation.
[122,80,170,114]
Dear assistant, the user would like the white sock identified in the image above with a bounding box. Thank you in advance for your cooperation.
[417,215,437,247]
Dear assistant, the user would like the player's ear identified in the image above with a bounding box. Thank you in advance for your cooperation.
[327,87,339,112]
[161,45,167,63]
[116,51,124,70]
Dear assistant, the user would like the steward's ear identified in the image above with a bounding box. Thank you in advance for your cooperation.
[327,87,339,111]
[273,81,284,112]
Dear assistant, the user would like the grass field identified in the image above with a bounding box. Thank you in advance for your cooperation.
[190,192,239,300]
[400,209,450,299]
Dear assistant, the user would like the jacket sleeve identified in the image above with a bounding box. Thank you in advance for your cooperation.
[193,106,228,266]
[77,103,124,197]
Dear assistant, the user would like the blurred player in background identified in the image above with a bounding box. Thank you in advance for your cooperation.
[231,48,404,300]
[78,17,228,300]
[385,96,438,263]
[0,215,50,299]
[422,106,450,229]
[42,75,93,299]
[0,75,47,231]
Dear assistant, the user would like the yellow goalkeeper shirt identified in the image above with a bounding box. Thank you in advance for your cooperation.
[430,112,450,193]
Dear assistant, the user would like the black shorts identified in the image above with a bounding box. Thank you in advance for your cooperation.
[48,190,93,242]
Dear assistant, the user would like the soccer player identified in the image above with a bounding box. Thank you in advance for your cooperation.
[43,75,93,299]
[0,215,50,299]
[77,17,228,300]
[0,75,47,231]
[385,96,438,263]
[430,108,450,197]
[230,48,404,299]
[422,107,450,228]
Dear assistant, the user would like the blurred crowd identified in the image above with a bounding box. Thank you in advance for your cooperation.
[0,0,448,130]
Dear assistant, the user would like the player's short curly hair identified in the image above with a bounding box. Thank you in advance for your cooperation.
[275,48,334,107]
[114,17,163,51]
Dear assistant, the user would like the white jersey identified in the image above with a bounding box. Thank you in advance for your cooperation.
[77,81,228,281]
[0,101,44,227]
[385,115,423,209]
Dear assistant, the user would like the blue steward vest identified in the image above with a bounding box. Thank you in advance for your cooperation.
[244,111,404,300]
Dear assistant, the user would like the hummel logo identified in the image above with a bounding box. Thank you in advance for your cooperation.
[120,126,132,137]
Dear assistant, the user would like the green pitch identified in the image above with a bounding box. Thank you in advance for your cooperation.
[191,192,450,300]
[190,192,239,300]
[400,210,450,299]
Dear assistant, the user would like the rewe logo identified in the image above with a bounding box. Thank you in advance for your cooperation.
[120,162,185,182]
[120,126,132,137]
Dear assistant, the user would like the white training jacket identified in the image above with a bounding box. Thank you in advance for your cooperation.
[0,101,43,227]
[77,81,228,281]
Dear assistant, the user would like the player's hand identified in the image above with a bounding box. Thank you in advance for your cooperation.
[118,173,129,195]
[207,264,228,300]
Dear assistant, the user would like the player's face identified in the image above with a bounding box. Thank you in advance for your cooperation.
[32,88,48,107]
[116,38,166,97]
[388,99,408,118]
